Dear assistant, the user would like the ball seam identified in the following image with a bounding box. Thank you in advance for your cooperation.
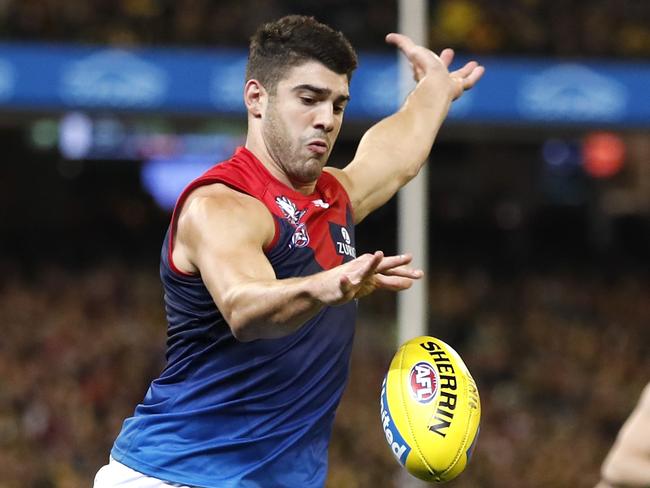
[440,371,475,479]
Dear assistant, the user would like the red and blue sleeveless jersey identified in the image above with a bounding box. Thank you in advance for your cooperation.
[111,147,358,488]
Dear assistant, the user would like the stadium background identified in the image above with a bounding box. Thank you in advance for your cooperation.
[0,1,648,487]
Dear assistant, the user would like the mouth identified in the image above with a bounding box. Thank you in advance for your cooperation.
[306,139,329,155]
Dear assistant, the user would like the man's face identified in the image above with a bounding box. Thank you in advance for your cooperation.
[262,61,350,185]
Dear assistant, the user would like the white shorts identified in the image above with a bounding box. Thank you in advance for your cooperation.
[93,456,194,488]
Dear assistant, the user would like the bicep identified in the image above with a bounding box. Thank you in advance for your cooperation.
[326,146,405,225]
[331,86,446,223]
[179,188,277,314]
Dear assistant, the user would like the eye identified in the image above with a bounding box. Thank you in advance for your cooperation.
[300,97,316,105]
[333,105,345,115]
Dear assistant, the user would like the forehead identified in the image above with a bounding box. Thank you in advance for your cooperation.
[277,61,349,97]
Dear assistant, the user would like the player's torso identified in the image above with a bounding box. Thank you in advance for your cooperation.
[262,172,357,279]
[111,148,358,488]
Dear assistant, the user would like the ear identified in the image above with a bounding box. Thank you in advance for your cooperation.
[244,79,267,118]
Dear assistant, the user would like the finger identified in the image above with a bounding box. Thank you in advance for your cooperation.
[375,253,413,273]
[380,265,424,279]
[450,60,479,80]
[364,250,384,277]
[451,63,485,93]
[373,275,415,292]
[385,33,417,55]
[347,251,383,285]
[387,33,443,77]
[463,65,485,90]
[339,274,353,295]
[439,48,454,68]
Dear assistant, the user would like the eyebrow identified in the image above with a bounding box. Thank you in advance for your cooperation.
[291,84,351,103]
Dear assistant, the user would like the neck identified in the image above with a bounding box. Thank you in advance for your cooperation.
[244,130,317,196]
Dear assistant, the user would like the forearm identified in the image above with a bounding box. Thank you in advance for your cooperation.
[362,74,453,182]
[219,251,413,341]
[346,74,454,222]
[221,272,335,342]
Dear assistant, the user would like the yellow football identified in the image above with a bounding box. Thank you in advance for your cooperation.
[380,336,481,483]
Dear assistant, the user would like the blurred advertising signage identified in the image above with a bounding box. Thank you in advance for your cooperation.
[517,64,627,122]
[0,42,649,126]
[0,58,15,101]
[60,50,168,108]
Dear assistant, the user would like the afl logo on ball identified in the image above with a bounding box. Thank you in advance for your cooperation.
[409,362,438,404]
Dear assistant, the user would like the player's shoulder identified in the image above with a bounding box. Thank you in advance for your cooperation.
[322,166,353,196]
[172,182,276,274]
[188,182,257,205]
[323,166,359,219]
[322,166,347,185]
[179,183,274,242]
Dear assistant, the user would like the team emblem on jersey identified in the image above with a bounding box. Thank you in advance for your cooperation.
[292,223,310,248]
[312,199,330,209]
[276,196,310,248]
[275,196,306,225]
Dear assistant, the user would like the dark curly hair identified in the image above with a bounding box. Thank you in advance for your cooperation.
[246,15,358,94]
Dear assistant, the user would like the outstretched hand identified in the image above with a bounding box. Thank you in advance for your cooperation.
[321,251,423,305]
[385,33,484,100]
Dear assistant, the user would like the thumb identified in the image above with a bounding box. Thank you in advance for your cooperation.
[339,274,353,294]
[439,48,455,68]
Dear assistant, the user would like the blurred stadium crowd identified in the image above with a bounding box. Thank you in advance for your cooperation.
[0,0,648,56]
[0,263,647,487]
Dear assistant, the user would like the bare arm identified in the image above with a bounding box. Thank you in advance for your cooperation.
[328,34,484,223]
[597,383,650,488]
[173,184,423,342]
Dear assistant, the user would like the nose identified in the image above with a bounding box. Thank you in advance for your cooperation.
[313,103,335,133]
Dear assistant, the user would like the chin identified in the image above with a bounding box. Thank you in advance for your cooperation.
[297,169,323,184]
[303,155,327,174]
